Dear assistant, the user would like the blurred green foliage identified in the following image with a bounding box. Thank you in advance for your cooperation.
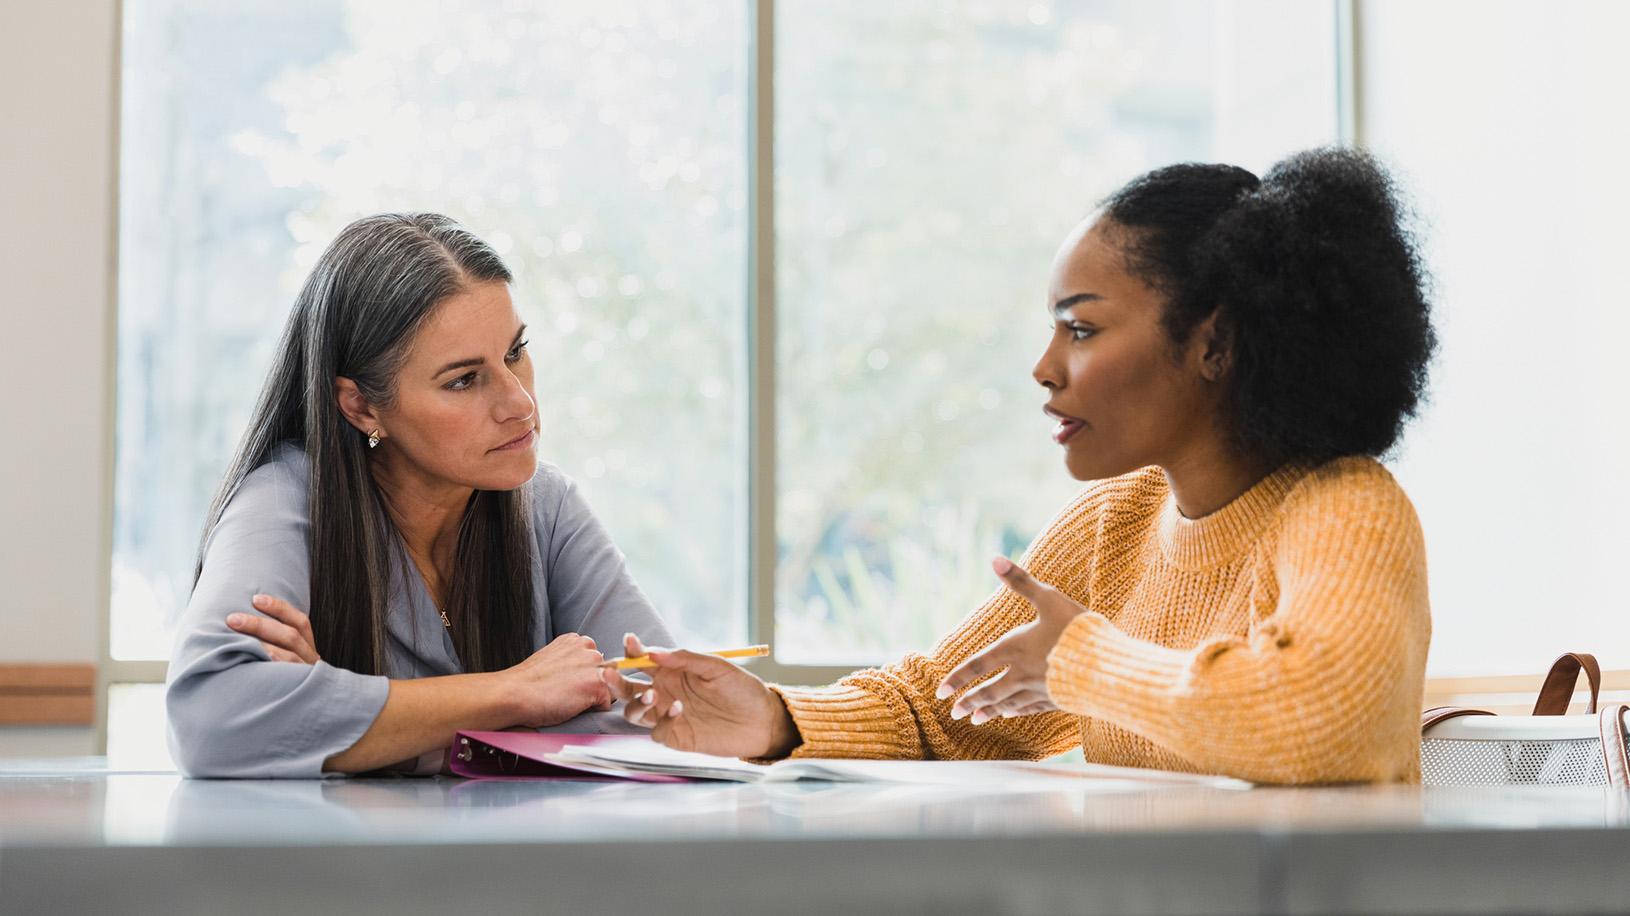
[116,0,1330,662]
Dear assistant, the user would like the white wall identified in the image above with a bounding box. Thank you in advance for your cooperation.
[0,0,119,754]
[1360,0,1630,676]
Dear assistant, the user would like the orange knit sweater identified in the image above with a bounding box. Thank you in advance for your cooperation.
[772,458,1431,784]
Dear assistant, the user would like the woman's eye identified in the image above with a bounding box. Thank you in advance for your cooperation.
[506,339,530,362]
[1050,321,1095,342]
[446,371,477,391]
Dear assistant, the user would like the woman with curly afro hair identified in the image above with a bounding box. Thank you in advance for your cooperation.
[607,147,1437,785]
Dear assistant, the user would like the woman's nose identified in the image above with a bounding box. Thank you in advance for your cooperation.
[1032,339,1064,391]
[494,368,536,422]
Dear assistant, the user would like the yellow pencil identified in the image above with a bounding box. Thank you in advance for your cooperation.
[599,644,770,670]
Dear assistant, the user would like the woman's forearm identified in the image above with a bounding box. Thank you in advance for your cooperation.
[324,633,610,773]
[322,672,517,773]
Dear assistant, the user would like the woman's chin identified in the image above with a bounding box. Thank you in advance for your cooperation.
[1065,464,1102,482]
[476,453,539,491]
[1063,449,1132,483]
[1062,448,1097,481]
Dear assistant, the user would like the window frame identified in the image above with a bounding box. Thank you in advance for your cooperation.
[747,0,1358,686]
[97,0,1359,749]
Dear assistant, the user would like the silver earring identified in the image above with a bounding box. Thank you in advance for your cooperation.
[368,430,381,449]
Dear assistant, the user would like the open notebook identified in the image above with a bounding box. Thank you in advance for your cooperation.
[451,730,1251,789]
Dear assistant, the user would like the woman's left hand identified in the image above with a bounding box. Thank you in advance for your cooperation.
[937,557,1086,724]
[228,594,321,665]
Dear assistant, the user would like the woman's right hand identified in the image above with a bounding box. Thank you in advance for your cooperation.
[603,634,801,759]
[229,594,321,664]
[502,634,612,728]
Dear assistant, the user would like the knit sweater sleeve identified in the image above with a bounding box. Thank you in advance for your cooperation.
[1044,461,1431,784]
[769,490,1103,761]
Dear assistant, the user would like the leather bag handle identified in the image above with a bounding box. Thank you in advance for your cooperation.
[1421,706,1495,733]
[1598,704,1630,789]
[1534,653,1602,715]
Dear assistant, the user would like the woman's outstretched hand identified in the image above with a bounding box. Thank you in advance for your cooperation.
[602,634,801,759]
[937,557,1086,724]
[229,594,321,664]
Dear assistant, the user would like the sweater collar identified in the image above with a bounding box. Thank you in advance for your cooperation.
[1157,463,1309,570]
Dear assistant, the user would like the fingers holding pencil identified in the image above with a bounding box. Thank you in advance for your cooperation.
[603,635,741,731]
[617,632,653,668]
[601,634,678,728]
[611,642,796,757]
[601,633,653,699]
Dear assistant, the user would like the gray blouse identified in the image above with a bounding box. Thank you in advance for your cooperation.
[166,443,673,778]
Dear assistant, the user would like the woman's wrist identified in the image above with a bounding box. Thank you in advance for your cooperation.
[477,670,527,728]
[763,695,803,759]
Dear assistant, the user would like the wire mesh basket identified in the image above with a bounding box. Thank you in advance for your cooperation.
[1421,653,1630,788]
[1422,715,1630,787]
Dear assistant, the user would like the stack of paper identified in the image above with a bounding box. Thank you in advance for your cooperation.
[541,737,1252,790]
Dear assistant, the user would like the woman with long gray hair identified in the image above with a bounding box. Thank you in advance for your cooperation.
[166,212,672,777]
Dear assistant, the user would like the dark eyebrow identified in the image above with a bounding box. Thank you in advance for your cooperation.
[432,325,527,378]
[1052,293,1103,314]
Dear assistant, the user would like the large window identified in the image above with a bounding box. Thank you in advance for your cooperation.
[116,0,751,660]
[114,0,1340,687]
[772,1,1339,662]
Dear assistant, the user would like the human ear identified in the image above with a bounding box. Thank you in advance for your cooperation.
[334,377,383,436]
[1193,312,1232,383]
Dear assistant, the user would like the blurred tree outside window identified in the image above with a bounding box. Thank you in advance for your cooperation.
[773,0,1339,662]
[116,0,749,660]
[114,0,1338,674]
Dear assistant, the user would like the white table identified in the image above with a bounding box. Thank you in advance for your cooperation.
[2,758,1628,915]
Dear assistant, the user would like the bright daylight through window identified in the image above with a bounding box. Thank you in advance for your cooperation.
[114,1,1339,677]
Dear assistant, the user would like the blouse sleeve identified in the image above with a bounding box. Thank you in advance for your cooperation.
[1044,462,1431,784]
[533,466,674,656]
[164,454,390,778]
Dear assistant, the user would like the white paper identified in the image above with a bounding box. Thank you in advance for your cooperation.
[545,738,1252,790]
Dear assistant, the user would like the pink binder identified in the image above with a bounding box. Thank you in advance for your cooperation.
[449,730,687,782]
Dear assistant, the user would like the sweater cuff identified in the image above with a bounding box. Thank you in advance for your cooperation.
[1046,612,1191,721]
[768,682,921,760]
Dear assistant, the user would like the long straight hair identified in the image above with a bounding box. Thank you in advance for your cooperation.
[197,213,536,675]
